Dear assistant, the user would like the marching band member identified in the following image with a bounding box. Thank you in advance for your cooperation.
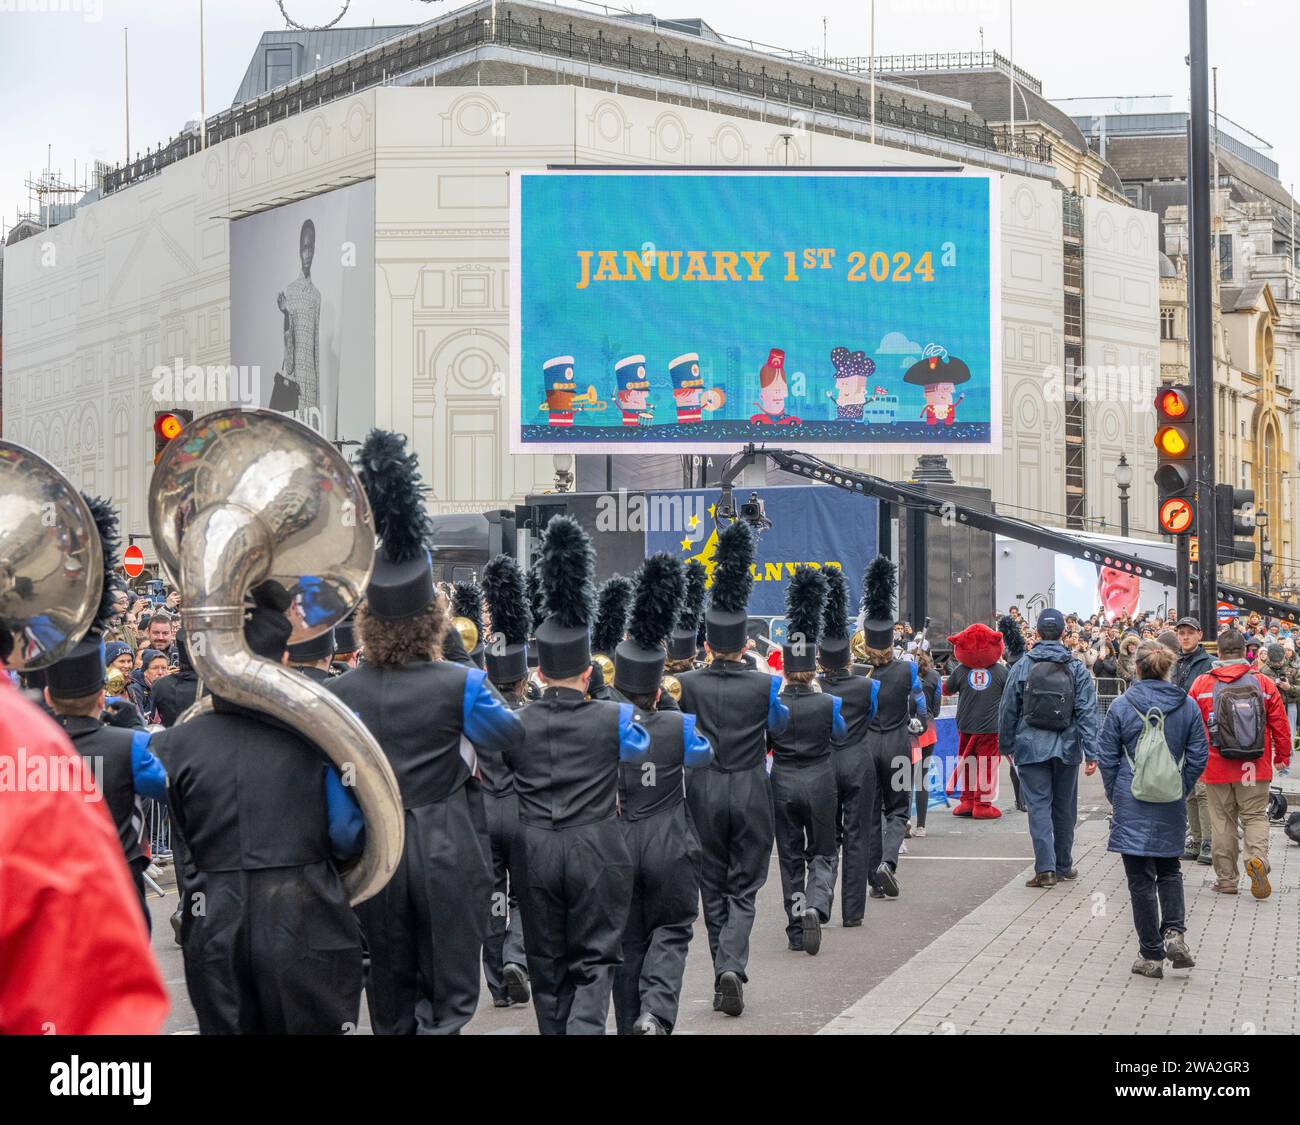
[769,567,845,954]
[327,430,524,1034]
[611,554,713,1034]
[480,553,534,1009]
[817,566,878,927]
[508,516,649,1035]
[677,521,790,1017]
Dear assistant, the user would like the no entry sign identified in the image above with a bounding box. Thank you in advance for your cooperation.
[123,544,145,579]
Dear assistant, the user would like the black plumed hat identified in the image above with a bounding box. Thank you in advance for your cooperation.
[862,554,897,650]
[535,516,596,679]
[616,553,684,696]
[818,565,852,668]
[47,495,122,700]
[483,554,530,686]
[670,558,707,661]
[244,580,294,661]
[706,521,754,653]
[356,430,433,620]
[592,574,633,656]
[998,614,1026,665]
[525,567,545,638]
[782,565,827,673]
[334,611,359,656]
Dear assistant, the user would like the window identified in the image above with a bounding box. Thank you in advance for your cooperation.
[1218,234,1233,280]
[265,47,294,91]
[1160,307,1176,340]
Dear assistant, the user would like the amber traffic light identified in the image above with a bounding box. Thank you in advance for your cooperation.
[1153,385,1195,534]
[153,410,193,464]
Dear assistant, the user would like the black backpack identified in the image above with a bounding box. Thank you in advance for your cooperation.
[1023,659,1076,732]
[1208,674,1267,760]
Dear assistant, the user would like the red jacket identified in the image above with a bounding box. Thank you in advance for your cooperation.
[0,677,168,1034]
[1188,661,1292,784]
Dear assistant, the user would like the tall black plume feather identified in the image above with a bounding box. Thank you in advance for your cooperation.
[822,565,849,640]
[83,494,122,636]
[679,558,707,633]
[862,555,896,623]
[999,615,1025,664]
[630,553,685,650]
[710,521,754,614]
[593,574,633,653]
[482,555,530,647]
[539,515,594,630]
[786,565,827,646]
[452,580,482,638]
[526,567,545,633]
[355,429,431,565]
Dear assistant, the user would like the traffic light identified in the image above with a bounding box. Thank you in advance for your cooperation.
[1153,384,1195,535]
[153,409,193,464]
[1215,483,1256,563]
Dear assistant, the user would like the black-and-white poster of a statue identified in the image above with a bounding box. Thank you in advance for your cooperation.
[229,180,376,442]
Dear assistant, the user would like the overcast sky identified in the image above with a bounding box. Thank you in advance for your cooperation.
[1,0,1294,235]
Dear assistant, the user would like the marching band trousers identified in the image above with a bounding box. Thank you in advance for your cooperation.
[612,803,702,1034]
[517,816,633,1035]
[831,743,871,923]
[181,861,363,1035]
[772,758,838,942]
[357,786,492,1035]
[686,761,775,983]
[864,729,912,887]
[481,789,526,1004]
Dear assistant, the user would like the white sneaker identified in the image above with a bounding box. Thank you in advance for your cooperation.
[899,840,909,855]
[914,825,927,838]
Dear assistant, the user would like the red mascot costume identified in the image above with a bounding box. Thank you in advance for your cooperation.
[944,622,1008,819]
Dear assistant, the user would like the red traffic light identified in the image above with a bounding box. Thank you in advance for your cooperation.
[154,412,185,441]
[1155,385,1192,420]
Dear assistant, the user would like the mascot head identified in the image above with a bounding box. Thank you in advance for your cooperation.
[947,622,1004,670]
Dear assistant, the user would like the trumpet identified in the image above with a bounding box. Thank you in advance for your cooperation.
[538,385,608,412]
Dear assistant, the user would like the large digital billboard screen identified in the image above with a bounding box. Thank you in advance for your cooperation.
[511,170,1000,455]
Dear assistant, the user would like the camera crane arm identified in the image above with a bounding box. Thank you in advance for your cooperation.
[715,445,1299,624]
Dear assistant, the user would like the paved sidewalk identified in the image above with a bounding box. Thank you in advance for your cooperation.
[821,818,1300,1035]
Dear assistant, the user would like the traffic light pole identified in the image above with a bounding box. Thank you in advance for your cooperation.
[1176,535,1191,619]
[1189,0,1218,637]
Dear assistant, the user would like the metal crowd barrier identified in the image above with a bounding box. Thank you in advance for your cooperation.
[1093,675,1127,716]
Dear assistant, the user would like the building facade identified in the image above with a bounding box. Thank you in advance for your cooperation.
[1,1,1159,566]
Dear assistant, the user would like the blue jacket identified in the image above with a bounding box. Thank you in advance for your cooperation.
[997,642,1099,766]
[1098,678,1209,857]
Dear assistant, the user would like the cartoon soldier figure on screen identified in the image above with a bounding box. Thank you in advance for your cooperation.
[615,354,653,427]
[668,353,724,425]
[542,355,577,428]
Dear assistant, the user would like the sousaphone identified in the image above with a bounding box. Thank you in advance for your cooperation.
[149,408,403,905]
[0,441,102,670]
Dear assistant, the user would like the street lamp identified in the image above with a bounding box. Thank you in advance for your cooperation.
[1257,509,1270,594]
[1114,452,1134,538]
[552,453,574,494]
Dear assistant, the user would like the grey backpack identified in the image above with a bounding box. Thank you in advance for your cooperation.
[1123,699,1185,804]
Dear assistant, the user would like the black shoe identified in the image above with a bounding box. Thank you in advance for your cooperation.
[869,886,886,900]
[712,990,722,1012]
[843,918,863,928]
[633,1012,666,1035]
[1057,868,1079,881]
[1197,840,1213,865]
[492,996,512,1008]
[802,910,822,956]
[1025,871,1057,888]
[717,971,744,1017]
[876,863,900,898]
[787,936,804,952]
[503,962,531,1005]
[169,907,183,946]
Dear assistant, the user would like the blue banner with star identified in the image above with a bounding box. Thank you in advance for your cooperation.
[644,486,878,617]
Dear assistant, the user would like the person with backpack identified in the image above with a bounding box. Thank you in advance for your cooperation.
[998,608,1099,888]
[1188,629,1292,898]
[1098,642,1209,979]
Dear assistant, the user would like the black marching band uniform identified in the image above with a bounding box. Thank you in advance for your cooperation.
[479,554,534,1009]
[859,556,929,900]
[45,496,168,929]
[508,516,650,1034]
[151,628,201,726]
[325,431,524,1034]
[287,625,336,684]
[155,580,367,1033]
[816,566,879,927]
[677,521,790,1018]
[769,567,847,954]
[610,553,713,1034]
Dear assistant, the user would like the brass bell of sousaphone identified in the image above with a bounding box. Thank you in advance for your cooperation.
[148,408,403,905]
[0,441,103,671]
